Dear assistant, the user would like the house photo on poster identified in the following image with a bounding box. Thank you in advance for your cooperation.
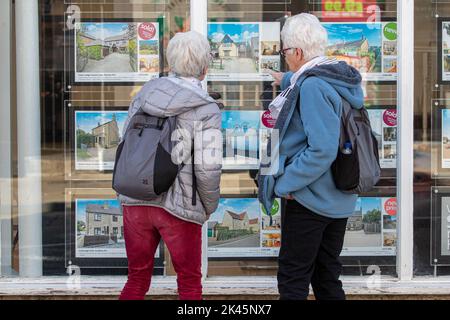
[75,199,162,259]
[322,21,397,82]
[75,111,128,171]
[441,197,450,257]
[439,20,450,83]
[222,110,261,170]
[208,22,280,81]
[74,21,160,83]
[342,197,397,256]
[431,190,450,265]
[442,109,450,169]
[208,198,281,258]
[367,108,397,169]
[75,198,126,258]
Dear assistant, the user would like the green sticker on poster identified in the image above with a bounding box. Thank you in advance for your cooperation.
[262,199,280,216]
[384,22,397,41]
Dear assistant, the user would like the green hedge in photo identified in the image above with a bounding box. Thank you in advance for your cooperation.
[129,39,137,72]
[87,45,103,61]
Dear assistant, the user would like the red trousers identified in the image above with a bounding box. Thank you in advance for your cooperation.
[119,205,202,300]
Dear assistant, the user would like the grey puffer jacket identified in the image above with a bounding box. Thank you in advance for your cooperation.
[119,76,222,225]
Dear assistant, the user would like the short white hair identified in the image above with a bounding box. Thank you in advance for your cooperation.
[166,31,211,78]
[281,13,328,61]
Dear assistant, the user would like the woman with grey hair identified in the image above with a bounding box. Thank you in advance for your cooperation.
[118,31,222,300]
[259,13,364,300]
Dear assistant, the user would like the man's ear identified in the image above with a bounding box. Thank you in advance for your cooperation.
[296,48,303,60]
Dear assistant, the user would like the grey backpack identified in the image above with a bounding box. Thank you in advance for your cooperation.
[112,109,197,204]
[331,99,381,194]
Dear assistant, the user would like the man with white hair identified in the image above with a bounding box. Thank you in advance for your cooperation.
[118,31,222,300]
[259,13,364,300]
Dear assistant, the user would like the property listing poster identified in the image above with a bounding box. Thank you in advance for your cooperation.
[75,198,160,259]
[208,198,281,258]
[208,22,281,81]
[442,109,450,169]
[322,21,397,81]
[341,197,397,256]
[74,22,160,83]
[367,108,397,168]
[208,197,396,258]
[75,198,125,258]
[441,20,450,82]
[440,197,450,256]
[75,111,128,171]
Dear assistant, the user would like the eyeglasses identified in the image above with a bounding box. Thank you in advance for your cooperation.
[278,47,295,57]
[278,47,302,58]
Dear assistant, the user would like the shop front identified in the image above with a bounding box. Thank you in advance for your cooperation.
[2,0,450,299]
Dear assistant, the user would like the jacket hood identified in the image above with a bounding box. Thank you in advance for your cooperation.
[137,76,216,117]
[303,61,365,109]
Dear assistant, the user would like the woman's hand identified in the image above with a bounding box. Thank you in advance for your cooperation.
[269,70,284,87]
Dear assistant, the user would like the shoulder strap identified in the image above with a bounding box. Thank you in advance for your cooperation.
[191,135,197,206]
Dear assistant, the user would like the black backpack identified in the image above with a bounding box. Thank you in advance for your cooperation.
[331,99,381,194]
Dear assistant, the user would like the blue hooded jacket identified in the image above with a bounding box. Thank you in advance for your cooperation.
[259,61,364,219]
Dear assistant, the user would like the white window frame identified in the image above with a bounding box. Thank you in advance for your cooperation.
[397,0,414,281]
[0,0,12,277]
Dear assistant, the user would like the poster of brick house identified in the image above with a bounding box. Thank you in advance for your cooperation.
[75,110,127,171]
[76,199,125,258]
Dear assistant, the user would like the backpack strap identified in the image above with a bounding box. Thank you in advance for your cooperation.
[339,98,353,147]
[191,137,197,206]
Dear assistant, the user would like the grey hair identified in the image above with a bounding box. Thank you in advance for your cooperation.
[280,13,328,61]
[166,31,211,79]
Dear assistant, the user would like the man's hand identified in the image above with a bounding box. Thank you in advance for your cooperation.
[285,194,294,200]
[269,70,284,87]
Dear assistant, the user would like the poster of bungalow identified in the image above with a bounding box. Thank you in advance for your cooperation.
[442,109,450,168]
[208,22,280,81]
[75,111,127,171]
[208,198,269,258]
[322,21,397,81]
[342,197,396,256]
[75,199,126,258]
[222,110,261,170]
[367,108,397,168]
[75,22,159,83]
